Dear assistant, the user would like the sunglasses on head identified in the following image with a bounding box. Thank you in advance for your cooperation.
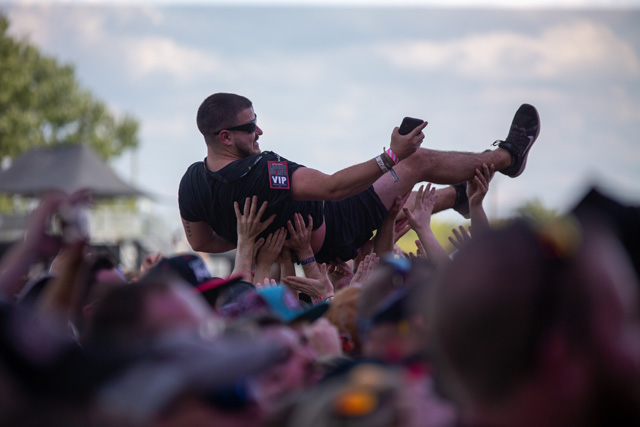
[214,115,258,135]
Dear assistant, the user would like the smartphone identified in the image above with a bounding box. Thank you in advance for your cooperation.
[398,117,425,135]
[47,204,90,244]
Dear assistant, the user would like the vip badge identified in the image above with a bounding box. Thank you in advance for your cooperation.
[268,161,290,189]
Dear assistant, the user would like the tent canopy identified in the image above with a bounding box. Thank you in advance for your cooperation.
[0,144,145,198]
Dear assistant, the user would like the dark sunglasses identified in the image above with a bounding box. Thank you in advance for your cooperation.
[214,115,258,135]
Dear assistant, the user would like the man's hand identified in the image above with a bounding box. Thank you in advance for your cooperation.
[403,183,437,233]
[282,263,334,300]
[256,229,286,269]
[234,195,276,244]
[327,260,354,292]
[389,121,428,161]
[467,163,495,208]
[351,253,379,287]
[403,183,451,266]
[284,213,313,253]
[449,225,472,250]
[254,229,286,285]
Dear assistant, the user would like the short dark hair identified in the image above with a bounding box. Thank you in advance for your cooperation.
[196,93,253,139]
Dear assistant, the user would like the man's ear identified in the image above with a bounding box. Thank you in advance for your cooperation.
[217,130,234,147]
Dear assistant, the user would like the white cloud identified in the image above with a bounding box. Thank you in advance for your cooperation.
[376,20,640,80]
[7,6,220,81]
[122,36,221,80]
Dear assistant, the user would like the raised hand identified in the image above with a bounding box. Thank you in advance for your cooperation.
[282,262,334,300]
[466,163,495,207]
[254,228,287,285]
[327,260,355,292]
[403,183,437,233]
[234,195,276,244]
[403,183,451,266]
[449,225,472,250]
[389,121,428,161]
[351,252,380,287]
[285,213,313,254]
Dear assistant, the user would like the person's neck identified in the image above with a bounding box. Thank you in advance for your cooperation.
[205,146,242,172]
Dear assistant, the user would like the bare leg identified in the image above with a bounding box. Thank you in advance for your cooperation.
[373,147,510,209]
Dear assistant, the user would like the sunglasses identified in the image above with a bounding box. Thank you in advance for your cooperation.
[214,115,258,135]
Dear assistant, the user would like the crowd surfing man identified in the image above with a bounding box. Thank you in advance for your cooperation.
[179,93,540,263]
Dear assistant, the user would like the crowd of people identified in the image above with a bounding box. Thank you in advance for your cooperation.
[0,94,639,426]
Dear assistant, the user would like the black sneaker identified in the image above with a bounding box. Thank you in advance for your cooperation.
[452,182,470,219]
[494,104,540,178]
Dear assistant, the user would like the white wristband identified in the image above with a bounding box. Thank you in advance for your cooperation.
[375,155,388,174]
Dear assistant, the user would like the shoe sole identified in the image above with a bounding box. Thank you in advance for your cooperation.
[511,104,540,178]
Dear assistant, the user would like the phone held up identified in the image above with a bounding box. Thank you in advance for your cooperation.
[48,203,90,245]
[398,117,426,135]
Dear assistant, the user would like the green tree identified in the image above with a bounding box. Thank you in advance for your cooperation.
[0,13,139,161]
[514,198,559,223]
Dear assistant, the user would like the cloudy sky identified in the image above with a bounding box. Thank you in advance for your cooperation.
[2,0,639,237]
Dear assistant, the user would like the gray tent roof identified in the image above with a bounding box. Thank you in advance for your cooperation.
[0,144,145,198]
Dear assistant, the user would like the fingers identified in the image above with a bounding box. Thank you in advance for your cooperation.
[408,121,428,138]
[415,185,425,208]
[242,197,251,217]
[274,227,287,248]
[459,225,471,240]
[394,218,411,240]
[306,214,313,231]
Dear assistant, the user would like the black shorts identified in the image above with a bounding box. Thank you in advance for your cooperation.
[315,187,388,263]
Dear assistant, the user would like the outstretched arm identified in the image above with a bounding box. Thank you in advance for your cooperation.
[290,124,426,201]
[467,163,495,235]
[230,196,276,282]
[403,183,451,266]
[0,191,88,303]
[373,192,411,258]
[254,228,286,285]
[285,213,321,279]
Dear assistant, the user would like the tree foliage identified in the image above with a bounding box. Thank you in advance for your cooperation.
[0,13,139,161]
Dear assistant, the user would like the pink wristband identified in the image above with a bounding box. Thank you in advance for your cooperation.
[385,148,398,165]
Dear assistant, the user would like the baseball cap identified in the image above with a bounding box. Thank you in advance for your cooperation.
[257,285,329,324]
[195,276,255,308]
[151,253,212,287]
[221,285,329,324]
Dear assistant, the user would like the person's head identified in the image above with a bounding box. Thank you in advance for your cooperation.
[428,217,640,425]
[325,286,363,356]
[356,257,435,363]
[84,272,216,350]
[75,252,127,336]
[197,93,262,156]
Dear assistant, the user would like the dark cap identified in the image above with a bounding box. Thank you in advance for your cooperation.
[151,253,212,287]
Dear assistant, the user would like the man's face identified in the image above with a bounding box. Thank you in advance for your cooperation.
[230,107,262,158]
[252,325,318,409]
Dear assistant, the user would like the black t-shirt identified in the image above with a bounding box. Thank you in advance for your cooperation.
[178,151,324,246]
